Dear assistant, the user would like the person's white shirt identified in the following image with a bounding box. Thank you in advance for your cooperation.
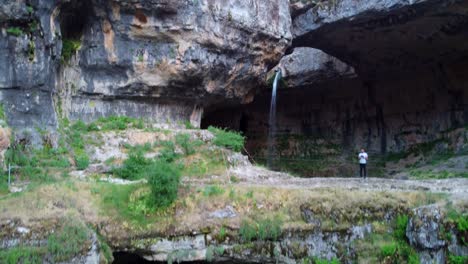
[359,152,368,164]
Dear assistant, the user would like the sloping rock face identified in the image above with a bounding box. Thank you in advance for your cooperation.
[0,0,291,142]
[292,0,468,76]
[272,47,356,87]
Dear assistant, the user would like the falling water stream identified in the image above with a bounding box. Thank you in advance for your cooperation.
[267,70,281,168]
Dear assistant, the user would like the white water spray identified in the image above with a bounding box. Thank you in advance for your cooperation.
[267,70,281,168]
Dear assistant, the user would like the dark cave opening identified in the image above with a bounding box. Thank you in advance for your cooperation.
[112,252,253,264]
[58,0,92,40]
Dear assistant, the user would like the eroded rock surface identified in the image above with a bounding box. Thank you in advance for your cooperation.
[0,0,292,140]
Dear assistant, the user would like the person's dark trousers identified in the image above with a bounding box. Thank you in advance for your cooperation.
[360,164,367,178]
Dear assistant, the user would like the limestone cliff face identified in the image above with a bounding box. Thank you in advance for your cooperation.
[203,0,468,175]
[0,0,291,142]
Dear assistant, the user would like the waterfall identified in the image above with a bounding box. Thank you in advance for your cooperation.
[267,70,281,168]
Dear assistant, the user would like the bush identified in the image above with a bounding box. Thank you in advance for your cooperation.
[75,154,89,170]
[175,133,196,156]
[113,151,150,179]
[202,185,225,197]
[159,141,178,162]
[448,254,468,264]
[61,39,81,62]
[395,214,409,240]
[147,161,181,209]
[239,219,257,242]
[208,126,245,152]
[47,220,90,262]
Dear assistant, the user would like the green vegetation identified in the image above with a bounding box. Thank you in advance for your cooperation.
[376,214,419,263]
[0,218,90,264]
[47,219,91,262]
[202,185,225,197]
[313,258,340,264]
[448,254,468,264]
[184,120,195,129]
[147,161,181,209]
[208,126,245,152]
[61,39,81,62]
[28,40,35,61]
[410,169,467,179]
[6,27,23,37]
[205,245,225,262]
[175,133,199,156]
[0,246,45,264]
[113,150,151,179]
[239,216,282,242]
[446,209,468,246]
[0,104,5,120]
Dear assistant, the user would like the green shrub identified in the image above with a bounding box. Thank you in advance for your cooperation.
[47,220,90,262]
[0,104,5,120]
[6,27,23,37]
[380,242,397,258]
[159,141,178,162]
[239,219,257,242]
[239,216,283,242]
[257,217,282,241]
[75,154,89,170]
[4,143,29,166]
[208,126,245,152]
[395,214,409,240]
[202,185,225,197]
[216,226,227,242]
[185,121,195,129]
[147,161,181,209]
[113,151,150,179]
[61,39,81,62]
[175,133,196,156]
[448,254,468,264]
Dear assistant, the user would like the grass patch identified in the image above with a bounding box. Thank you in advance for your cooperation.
[47,218,91,262]
[208,126,245,152]
[0,104,5,120]
[410,170,468,179]
[239,215,283,242]
[0,246,45,264]
[202,185,225,197]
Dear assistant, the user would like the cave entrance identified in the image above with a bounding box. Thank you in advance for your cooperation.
[112,252,252,264]
[58,0,92,40]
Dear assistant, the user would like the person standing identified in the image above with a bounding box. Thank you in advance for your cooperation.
[358,149,368,178]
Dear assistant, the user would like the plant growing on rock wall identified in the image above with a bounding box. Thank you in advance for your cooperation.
[6,27,24,37]
[47,218,91,262]
[61,39,81,63]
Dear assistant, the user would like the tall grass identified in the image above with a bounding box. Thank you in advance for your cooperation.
[208,126,245,152]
